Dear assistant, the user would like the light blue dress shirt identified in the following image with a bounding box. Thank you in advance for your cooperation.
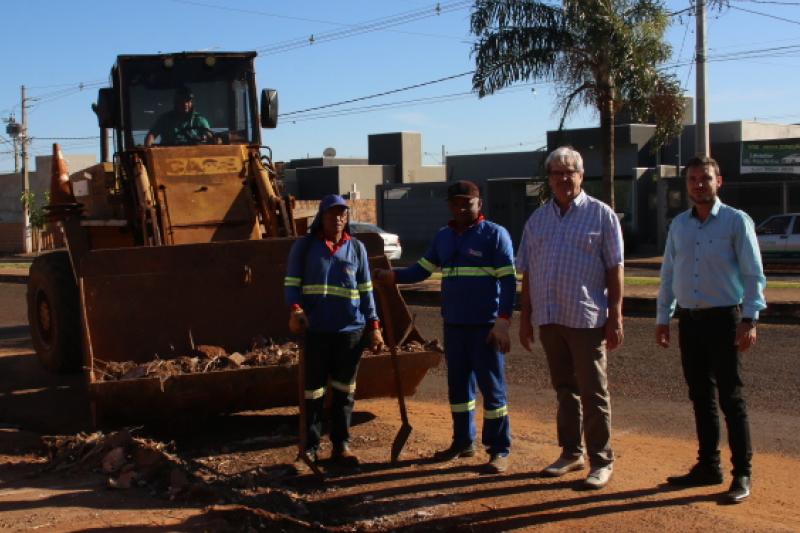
[656,198,767,324]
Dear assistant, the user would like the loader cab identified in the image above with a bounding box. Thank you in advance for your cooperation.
[99,52,267,152]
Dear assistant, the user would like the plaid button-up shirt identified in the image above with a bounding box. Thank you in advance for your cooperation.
[516,191,624,329]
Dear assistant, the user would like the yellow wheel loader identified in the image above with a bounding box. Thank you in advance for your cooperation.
[26,52,440,427]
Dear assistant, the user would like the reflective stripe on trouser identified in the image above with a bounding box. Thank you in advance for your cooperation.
[443,324,511,455]
[303,328,365,452]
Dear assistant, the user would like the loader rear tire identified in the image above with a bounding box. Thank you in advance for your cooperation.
[26,251,82,374]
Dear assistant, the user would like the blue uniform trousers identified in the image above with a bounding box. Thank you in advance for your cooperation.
[444,324,511,455]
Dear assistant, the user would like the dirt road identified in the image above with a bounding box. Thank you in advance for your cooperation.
[1,289,799,531]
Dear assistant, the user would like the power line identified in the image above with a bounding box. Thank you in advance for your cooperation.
[284,83,540,124]
[281,71,475,117]
[733,0,800,5]
[254,1,471,55]
[32,136,100,140]
[170,0,472,43]
[729,4,800,24]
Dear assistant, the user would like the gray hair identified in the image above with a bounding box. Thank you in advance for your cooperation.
[544,146,584,173]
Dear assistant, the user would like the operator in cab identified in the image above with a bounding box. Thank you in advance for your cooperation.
[144,86,213,147]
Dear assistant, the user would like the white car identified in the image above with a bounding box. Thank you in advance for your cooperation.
[756,213,800,261]
[350,221,402,260]
[781,154,800,165]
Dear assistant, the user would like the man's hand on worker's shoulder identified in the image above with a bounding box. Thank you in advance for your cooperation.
[605,312,624,351]
[288,307,309,335]
[487,318,511,353]
[372,268,395,285]
[369,328,384,354]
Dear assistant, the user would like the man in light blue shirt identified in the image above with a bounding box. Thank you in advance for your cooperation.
[656,156,766,504]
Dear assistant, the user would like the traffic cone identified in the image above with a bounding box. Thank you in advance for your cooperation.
[48,143,78,206]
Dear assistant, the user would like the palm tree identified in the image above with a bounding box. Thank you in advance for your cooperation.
[471,0,685,209]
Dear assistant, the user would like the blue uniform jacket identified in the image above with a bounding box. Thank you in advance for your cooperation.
[395,218,516,325]
[284,235,378,333]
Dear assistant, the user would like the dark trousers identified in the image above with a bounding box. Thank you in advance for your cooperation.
[304,328,365,452]
[678,307,752,476]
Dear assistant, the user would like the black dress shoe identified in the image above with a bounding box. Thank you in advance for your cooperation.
[666,463,724,487]
[723,475,751,503]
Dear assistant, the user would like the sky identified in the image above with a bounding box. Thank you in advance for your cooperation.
[2,0,800,173]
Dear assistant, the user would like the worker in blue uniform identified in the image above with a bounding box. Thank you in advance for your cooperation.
[374,180,515,474]
[284,194,384,467]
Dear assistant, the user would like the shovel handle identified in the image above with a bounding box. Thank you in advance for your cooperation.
[375,284,410,425]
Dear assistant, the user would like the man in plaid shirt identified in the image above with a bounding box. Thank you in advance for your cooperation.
[516,146,624,490]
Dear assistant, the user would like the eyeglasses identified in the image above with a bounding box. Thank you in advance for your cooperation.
[548,169,579,178]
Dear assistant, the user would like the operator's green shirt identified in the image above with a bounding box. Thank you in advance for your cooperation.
[148,110,211,145]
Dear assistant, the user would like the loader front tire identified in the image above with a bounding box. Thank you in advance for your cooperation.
[27,251,82,373]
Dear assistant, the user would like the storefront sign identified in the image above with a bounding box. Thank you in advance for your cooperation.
[741,139,800,174]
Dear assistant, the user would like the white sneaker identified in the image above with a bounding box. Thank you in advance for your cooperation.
[542,455,586,477]
[584,464,613,489]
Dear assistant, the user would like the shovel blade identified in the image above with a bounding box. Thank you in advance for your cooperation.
[391,423,413,463]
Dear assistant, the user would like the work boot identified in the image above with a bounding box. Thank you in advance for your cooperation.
[433,442,476,462]
[293,449,318,474]
[666,463,724,487]
[484,453,509,474]
[332,443,360,467]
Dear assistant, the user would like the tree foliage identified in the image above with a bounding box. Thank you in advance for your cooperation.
[471,0,685,208]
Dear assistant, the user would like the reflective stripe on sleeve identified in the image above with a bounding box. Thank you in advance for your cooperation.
[451,399,476,413]
[284,276,302,287]
[357,281,373,292]
[484,405,508,419]
[330,380,357,394]
[304,386,326,400]
[418,257,438,273]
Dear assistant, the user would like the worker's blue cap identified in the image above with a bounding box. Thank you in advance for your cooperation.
[318,194,349,212]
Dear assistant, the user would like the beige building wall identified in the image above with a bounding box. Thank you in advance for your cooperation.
[0,153,96,253]
[337,165,394,200]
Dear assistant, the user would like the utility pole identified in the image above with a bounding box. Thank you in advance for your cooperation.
[20,85,32,254]
[695,0,710,157]
[441,145,446,166]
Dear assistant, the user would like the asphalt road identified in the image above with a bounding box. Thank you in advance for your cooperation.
[408,305,800,457]
[1,282,798,457]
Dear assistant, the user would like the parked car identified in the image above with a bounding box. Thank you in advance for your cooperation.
[756,213,800,261]
[350,221,402,260]
[780,154,800,165]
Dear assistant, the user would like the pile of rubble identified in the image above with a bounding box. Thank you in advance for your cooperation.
[93,340,300,382]
[42,428,211,499]
[92,338,442,383]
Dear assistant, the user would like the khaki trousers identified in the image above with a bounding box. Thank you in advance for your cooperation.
[539,324,614,467]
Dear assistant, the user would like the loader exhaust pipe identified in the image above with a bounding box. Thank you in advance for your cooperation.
[100,128,110,163]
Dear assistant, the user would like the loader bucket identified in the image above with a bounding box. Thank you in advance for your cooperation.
[78,236,441,426]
